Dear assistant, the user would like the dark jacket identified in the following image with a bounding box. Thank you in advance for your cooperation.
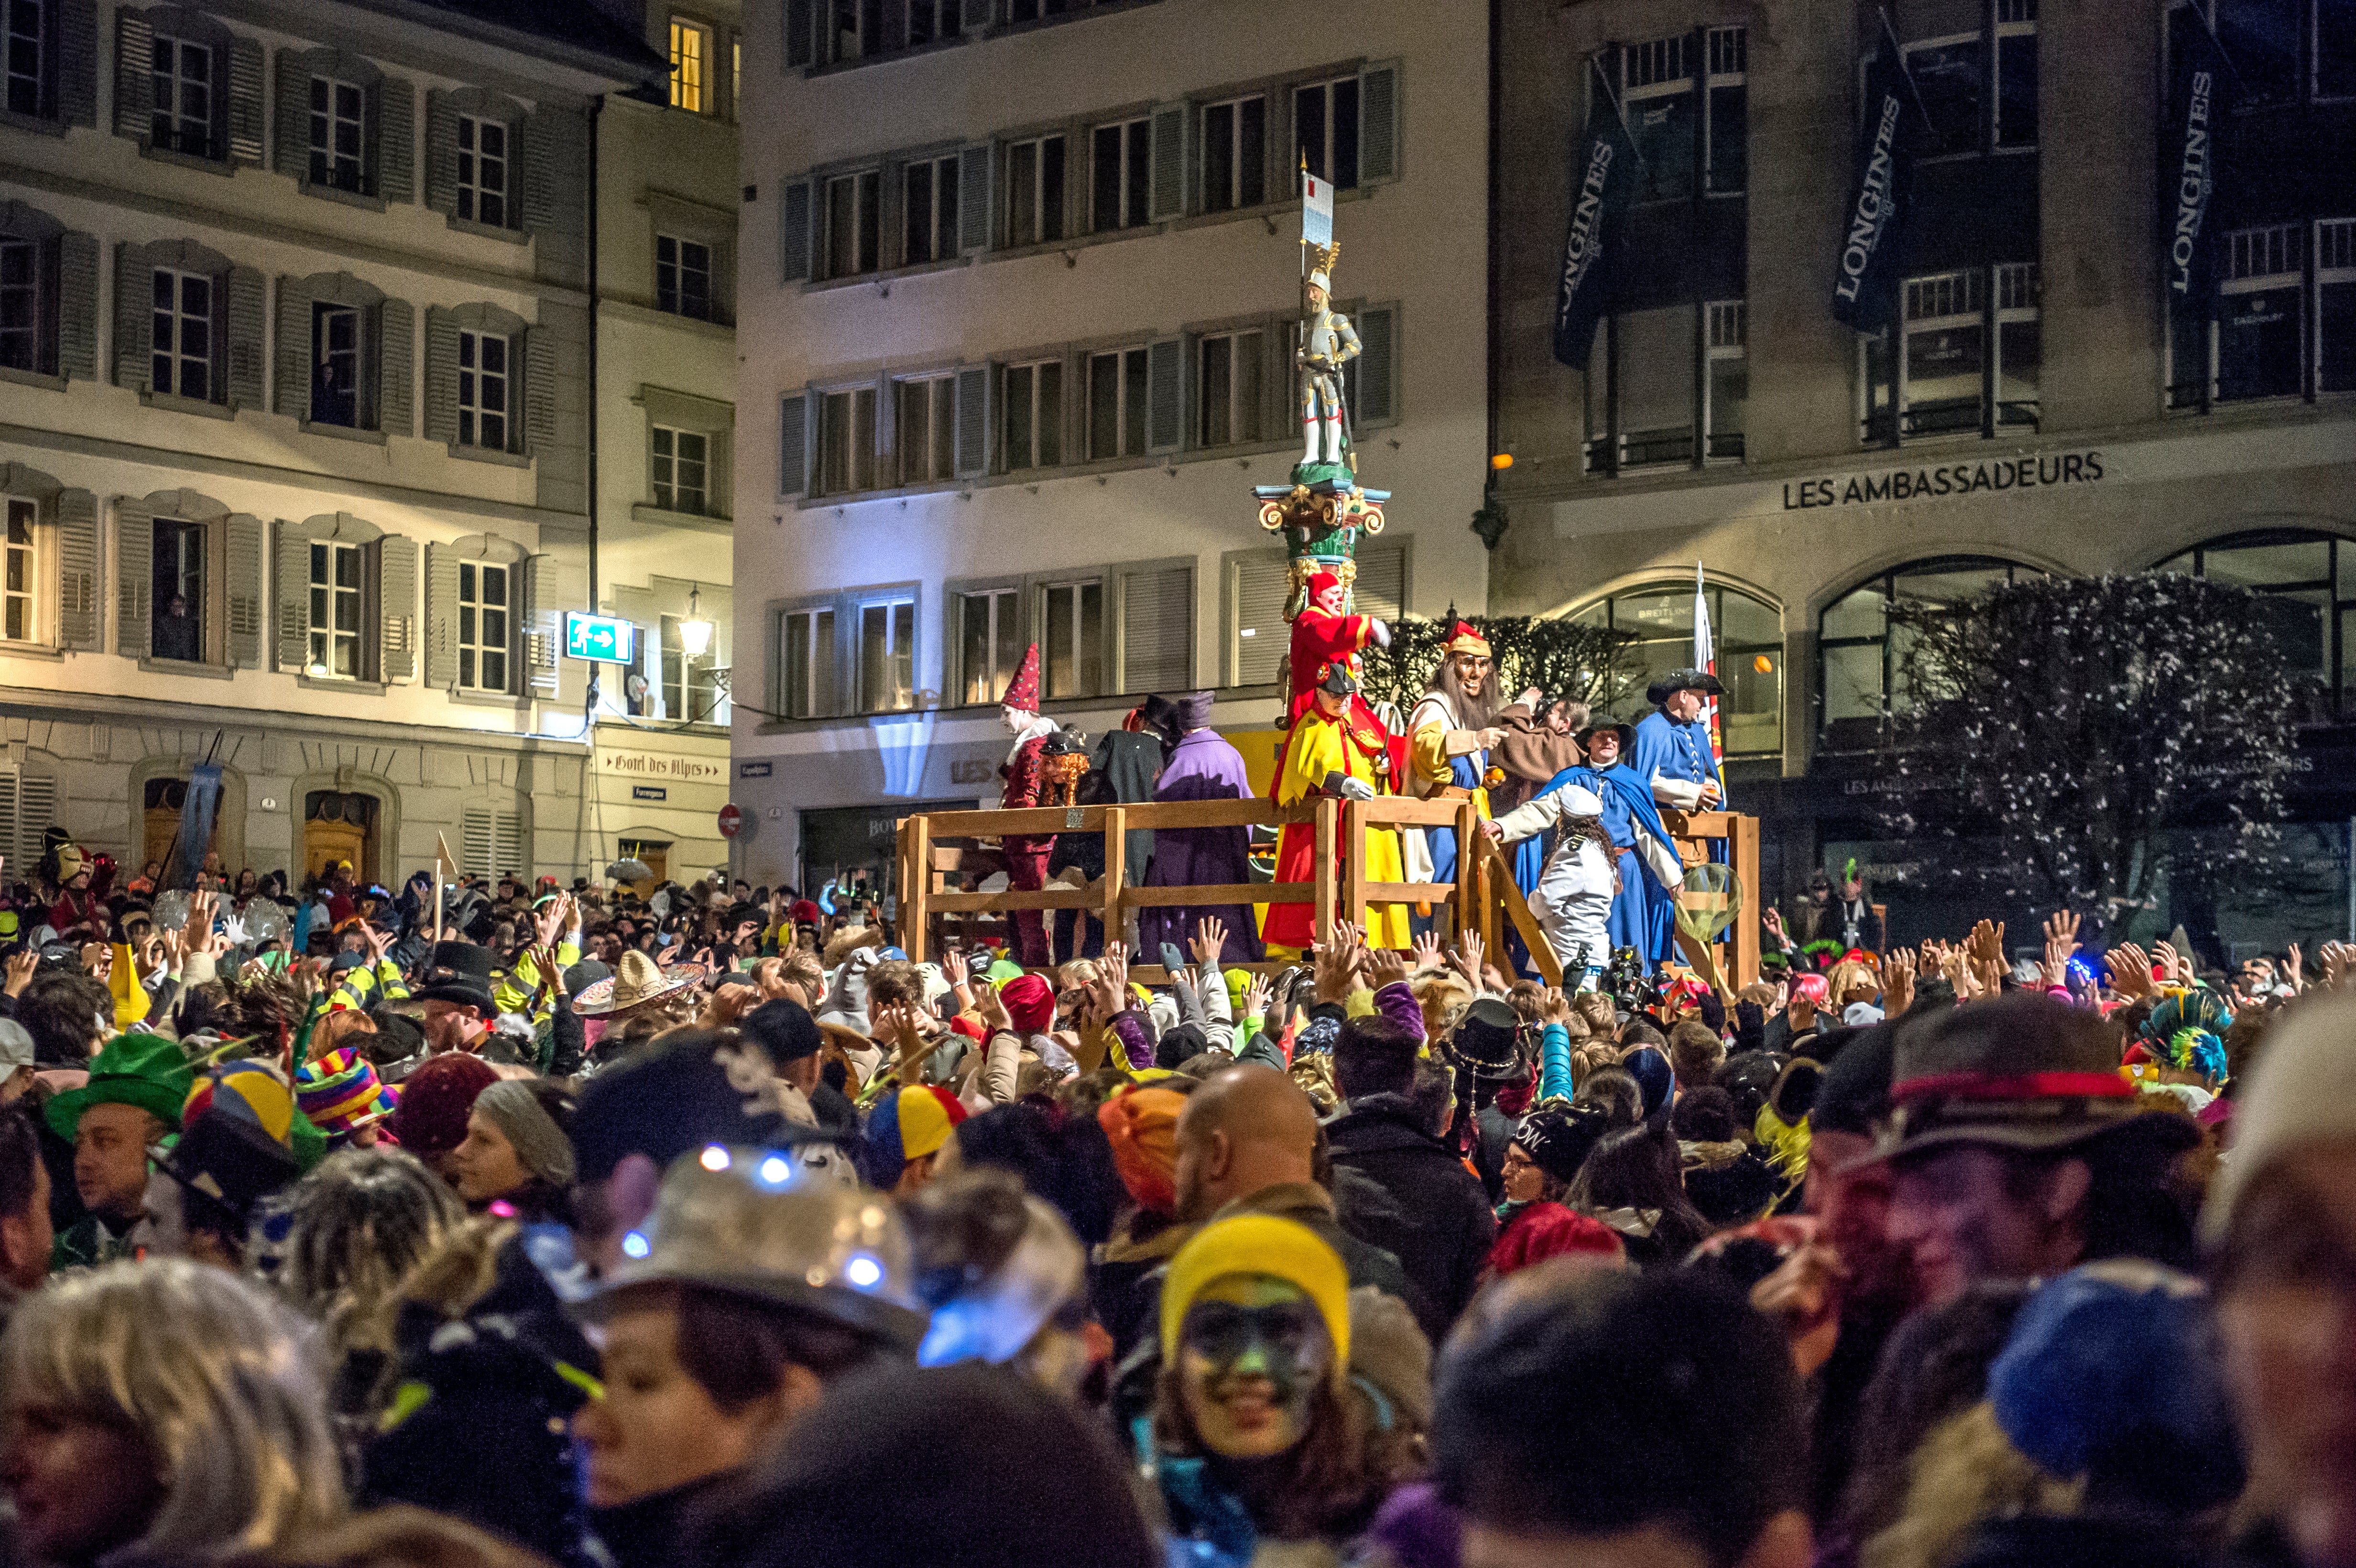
[1325,1094,1496,1339]
[1949,1516,2217,1568]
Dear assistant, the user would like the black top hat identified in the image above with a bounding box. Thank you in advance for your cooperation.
[1646,668,1725,707]
[1449,996,1525,1078]
[427,941,498,984]
[1576,721,1637,756]
[160,1110,300,1233]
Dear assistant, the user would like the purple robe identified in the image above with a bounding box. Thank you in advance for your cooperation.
[1139,729,1265,963]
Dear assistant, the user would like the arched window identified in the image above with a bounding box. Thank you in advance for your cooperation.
[2154,530,2356,721]
[1818,556,2041,751]
[1570,580,1781,757]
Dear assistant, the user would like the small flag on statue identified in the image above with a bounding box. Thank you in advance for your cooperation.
[1302,170,1334,248]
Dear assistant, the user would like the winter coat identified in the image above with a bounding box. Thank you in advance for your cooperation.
[1680,1138,1784,1227]
[1325,1095,1496,1339]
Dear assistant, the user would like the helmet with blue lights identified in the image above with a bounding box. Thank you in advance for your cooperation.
[581,1142,924,1350]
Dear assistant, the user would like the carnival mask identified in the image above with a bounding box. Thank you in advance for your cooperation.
[1177,1274,1331,1459]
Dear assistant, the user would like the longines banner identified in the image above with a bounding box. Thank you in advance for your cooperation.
[1830,37,1921,330]
[2164,11,2234,337]
[1551,54,1641,368]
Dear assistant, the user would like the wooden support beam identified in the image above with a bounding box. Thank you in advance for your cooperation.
[1453,798,1476,945]
[903,815,930,962]
[1343,802,1367,933]
[1122,883,1310,907]
[1731,810,1761,988]
[1313,796,1338,948]
[1101,806,1126,956]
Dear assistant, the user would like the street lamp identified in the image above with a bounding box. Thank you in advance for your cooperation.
[679,585,714,659]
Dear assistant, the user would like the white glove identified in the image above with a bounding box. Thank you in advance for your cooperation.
[1369,618,1391,649]
[1337,775,1376,802]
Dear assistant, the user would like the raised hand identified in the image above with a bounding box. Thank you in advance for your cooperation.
[2,948,34,999]
[1094,941,1131,1015]
[939,945,969,992]
[1540,986,1573,1025]
[2153,940,2186,988]
[2104,943,2155,1000]
[2286,941,2304,990]
[1191,915,1229,971]
[1453,929,1486,983]
[1367,944,1408,991]
[2040,911,2079,988]
[1411,930,1445,973]
[1313,925,1360,1005]
[1882,948,1916,1016]
[974,978,1013,1034]
[1240,973,1273,1029]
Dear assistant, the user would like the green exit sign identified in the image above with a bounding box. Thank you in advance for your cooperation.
[566,612,638,664]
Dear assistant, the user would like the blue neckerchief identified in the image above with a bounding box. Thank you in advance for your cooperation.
[1132,1416,1256,1568]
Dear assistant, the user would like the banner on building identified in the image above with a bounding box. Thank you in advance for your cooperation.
[1551,54,1642,368]
[1830,23,1923,331]
[2164,6,2236,387]
[162,763,221,893]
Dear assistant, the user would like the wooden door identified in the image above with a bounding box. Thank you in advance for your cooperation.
[304,820,369,885]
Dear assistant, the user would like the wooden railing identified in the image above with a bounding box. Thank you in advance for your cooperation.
[894,797,1761,993]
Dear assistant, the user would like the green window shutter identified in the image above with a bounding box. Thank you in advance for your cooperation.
[778,392,808,497]
[376,77,415,203]
[1353,304,1397,425]
[1120,563,1192,694]
[425,541,457,688]
[1358,62,1400,183]
[58,232,96,381]
[57,0,97,126]
[225,266,266,409]
[522,554,560,698]
[274,275,312,419]
[780,178,812,283]
[116,504,153,659]
[379,297,414,436]
[423,90,458,216]
[112,244,150,391]
[274,520,309,671]
[378,534,417,681]
[1148,102,1186,220]
[422,307,457,445]
[113,10,152,142]
[55,490,98,650]
[226,513,262,668]
[228,35,265,164]
[1146,337,1182,453]
[273,51,309,177]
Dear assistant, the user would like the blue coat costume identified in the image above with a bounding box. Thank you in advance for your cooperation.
[1629,709,1724,822]
[1545,762,1684,971]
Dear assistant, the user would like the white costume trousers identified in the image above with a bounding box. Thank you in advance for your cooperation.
[1532,836,1615,988]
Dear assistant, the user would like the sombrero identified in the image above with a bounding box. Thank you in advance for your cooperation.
[572,949,701,1018]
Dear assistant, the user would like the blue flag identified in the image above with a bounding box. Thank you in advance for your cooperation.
[1830,43,1920,330]
[1551,55,1641,368]
[163,763,221,893]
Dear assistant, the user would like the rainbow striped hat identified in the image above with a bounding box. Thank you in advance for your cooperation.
[294,1047,400,1136]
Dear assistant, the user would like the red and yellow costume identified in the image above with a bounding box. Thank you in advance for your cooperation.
[997,643,1056,967]
[1285,569,1384,735]
[1263,671,1411,952]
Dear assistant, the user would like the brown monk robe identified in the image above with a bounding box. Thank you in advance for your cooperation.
[1487,694,1590,817]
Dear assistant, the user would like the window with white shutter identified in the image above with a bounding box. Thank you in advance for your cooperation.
[1119,561,1192,694]
[461,805,524,879]
[0,770,56,875]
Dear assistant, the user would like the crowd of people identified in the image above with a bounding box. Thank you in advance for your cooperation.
[0,821,2349,1568]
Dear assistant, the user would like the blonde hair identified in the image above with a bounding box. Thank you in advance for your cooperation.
[1055,959,1102,991]
[238,1503,548,1568]
[1862,1402,2079,1568]
[0,1258,346,1556]
[820,926,884,969]
[1571,992,1618,1034]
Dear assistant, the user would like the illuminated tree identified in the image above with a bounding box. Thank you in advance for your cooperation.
[1881,572,2297,917]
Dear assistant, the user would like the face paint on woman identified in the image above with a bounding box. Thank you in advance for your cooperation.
[1177,1274,1332,1460]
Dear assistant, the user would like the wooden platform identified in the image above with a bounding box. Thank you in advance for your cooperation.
[893,797,1762,992]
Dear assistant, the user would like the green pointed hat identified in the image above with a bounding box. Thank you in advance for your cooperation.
[45,1031,197,1141]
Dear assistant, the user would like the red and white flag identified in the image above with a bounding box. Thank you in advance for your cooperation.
[1694,562,1723,768]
